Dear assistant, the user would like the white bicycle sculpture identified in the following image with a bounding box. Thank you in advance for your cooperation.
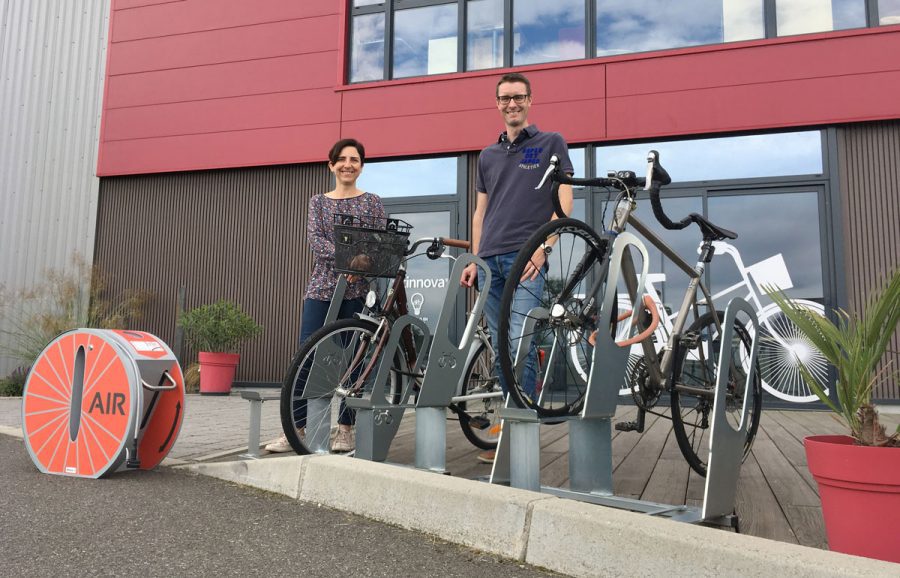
[610,241,829,403]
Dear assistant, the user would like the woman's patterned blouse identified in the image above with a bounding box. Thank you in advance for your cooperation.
[304,192,385,301]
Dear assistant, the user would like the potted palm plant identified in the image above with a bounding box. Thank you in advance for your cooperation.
[767,267,900,563]
[178,300,262,395]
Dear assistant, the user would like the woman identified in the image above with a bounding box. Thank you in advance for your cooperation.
[266,138,385,453]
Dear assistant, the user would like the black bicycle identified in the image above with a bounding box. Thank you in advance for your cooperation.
[496,151,762,476]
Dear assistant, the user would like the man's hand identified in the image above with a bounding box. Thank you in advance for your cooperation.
[521,248,547,281]
[460,262,477,287]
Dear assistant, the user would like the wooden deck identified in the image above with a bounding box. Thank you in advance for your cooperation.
[381,407,900,550]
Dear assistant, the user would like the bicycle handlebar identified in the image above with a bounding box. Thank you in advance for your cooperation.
[441,237,470,249]
[407,236,471,260]
[542,149,690,231]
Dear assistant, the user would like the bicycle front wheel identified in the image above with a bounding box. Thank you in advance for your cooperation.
[456,338,501,450]
[670,311,762,477]
[498,218,611,418]
[756,301,829,403]
[279,318,404,455]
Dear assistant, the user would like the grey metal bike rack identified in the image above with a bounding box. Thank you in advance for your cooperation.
[346,314,430,461]
[298,275,367,454]
[490,233,758,527]
[414,254,490,473]
[348,254,491,469]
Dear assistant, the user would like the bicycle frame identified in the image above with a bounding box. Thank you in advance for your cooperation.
[571,196,720,396]
[341,241,502,405]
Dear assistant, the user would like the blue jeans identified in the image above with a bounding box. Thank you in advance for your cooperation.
[292,297,364,427]
[478,251,545,399]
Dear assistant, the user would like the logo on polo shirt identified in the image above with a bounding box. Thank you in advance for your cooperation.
[518,147,543,170]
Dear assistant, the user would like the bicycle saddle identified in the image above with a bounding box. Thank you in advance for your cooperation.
[688,213,737,241]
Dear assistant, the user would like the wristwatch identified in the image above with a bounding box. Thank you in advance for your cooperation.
[540,242,552,255]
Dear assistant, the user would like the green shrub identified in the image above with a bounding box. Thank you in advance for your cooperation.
[0,367,29,397]
[0,255,152,367]
[767,267,900,447]
[177,300,262,353]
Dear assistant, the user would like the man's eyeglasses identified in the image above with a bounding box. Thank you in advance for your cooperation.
[497,94,529,105]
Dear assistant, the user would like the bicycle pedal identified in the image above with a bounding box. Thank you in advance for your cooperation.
[614,420,644,433]
[467,415,491,430]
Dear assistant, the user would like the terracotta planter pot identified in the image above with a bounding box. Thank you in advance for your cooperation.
[198,351,240,395]
[804,434,900,563]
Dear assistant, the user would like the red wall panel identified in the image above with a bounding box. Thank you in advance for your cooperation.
[115,0,184,10]
[105,52,337,109]
[98,0,900,176]
[112,0,336,42]
[607,70,900,140]
[101,123,340,175]
[108,16,338,75]
[104,88,341,141]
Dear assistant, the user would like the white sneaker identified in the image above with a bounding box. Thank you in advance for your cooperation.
[264,429,303,453]
[331,427,354,452]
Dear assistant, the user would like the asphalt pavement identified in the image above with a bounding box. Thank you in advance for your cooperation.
[0,435,555,577]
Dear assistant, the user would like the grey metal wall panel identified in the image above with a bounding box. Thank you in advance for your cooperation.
[837,121,900,401]
[95,163,330,384]
[0,0,110,376]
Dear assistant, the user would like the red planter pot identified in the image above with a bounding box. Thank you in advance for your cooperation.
[804,434,900,563]
[198,351,240,395]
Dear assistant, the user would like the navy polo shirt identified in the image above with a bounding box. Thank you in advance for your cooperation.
[476,125,574,258]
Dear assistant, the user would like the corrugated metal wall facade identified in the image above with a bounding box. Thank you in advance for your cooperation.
[0,0,110,376]
[837,120,900,401]
[95,163,330,384]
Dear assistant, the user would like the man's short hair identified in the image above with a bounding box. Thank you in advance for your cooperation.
[496,72,531,97]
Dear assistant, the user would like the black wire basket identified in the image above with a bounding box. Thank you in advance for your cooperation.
[333,214,412,278]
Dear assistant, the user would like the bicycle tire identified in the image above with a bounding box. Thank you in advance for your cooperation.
[498,218,611,417]
[670,311,762,477]
[456,338,501,450]
[279,318,405,455]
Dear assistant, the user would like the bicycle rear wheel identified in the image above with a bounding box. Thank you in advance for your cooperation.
[498,218,611,418]
[456,338,501,450]
[279,318,404,455]
[670,311,762,477]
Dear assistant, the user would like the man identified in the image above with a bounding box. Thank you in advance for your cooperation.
[460,72,574,462]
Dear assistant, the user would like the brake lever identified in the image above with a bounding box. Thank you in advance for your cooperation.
[644,151,657,191]
[535,154,560,189]
[426,240,444,260]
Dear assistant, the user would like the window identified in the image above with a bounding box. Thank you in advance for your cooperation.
[878,0,900,24]
[776,0,867,36]
[597,0,764,57]
[357,157,459,197]
[591,130,828,326]
[349,2,889,82]
[513,0,586,65]
[350,13,385,82]
[595,131,823,182]
[466,0,504,70]
[393,4,458,78]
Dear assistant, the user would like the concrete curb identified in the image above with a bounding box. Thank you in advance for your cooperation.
[525,497,896,577]
[178,455,899,576]
[0,425,23,439]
